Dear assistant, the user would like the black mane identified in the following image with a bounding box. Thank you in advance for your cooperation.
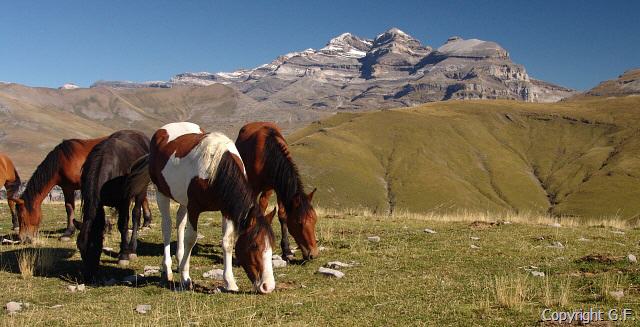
[213,152,274,246]
[22,139,77,209]
[263,130,312,215]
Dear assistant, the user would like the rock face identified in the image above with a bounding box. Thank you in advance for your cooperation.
[167,28,574,110]
[575,68,640,98]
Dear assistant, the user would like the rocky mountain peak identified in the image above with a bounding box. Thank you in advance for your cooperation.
[59,83,80,90]
[437,37,508,59]
[372,27,421,48]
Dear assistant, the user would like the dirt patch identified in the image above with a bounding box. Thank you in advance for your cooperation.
[276,281,297,291]
[469,221,506,230]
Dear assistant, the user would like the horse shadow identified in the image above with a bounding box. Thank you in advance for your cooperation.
[135,239,223,265]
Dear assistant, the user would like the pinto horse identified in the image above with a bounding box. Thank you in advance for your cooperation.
[72,130,151,281]
[14,136,153,242]
[236,122,318,261]
[0,153,21,229]
[138,122,275,293]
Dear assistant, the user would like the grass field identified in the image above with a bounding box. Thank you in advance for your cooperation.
[289,96,640,220]
[1,203,640,326]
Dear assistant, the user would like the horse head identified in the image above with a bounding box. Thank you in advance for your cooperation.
[287,188,319,260]
[235,206,277,294]
[13,197,41,243]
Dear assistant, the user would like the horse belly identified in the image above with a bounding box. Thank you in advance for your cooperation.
[161,153,198,205]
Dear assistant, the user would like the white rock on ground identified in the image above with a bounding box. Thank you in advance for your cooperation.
[135,304,151,314]
[530,271,545,277]
[423,228,436,234]
[548,241,564,249]
[550,222,562,228]
[609,290,624,301]
[67,284,86,293]
[5,302,23,314]
[272,258,287,268]
[1,238,19,245]
[318,246,327,251]
[367,236,381,242]
[577,237,590,242]
[317,267,345,278]
[470,244,480,249]
[197,234,205,240]
[470,236,480,240]
[144,266,160,275]
[628,254,637,263]
[325,261,353,269]
[202,269,224,280]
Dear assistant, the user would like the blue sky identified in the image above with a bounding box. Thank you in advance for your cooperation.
[1,1,638,90]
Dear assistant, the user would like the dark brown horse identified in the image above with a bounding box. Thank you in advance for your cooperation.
[0,153,21,230]
[14,136,152,242]
[72,130,151,282]
[132,122,276,293]
[236,122,318,261]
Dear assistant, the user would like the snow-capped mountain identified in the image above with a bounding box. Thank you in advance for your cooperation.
[98,28,576,110]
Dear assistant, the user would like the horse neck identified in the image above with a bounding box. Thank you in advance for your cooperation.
[267,137,304,210]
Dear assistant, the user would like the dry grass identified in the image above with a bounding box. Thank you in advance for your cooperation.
[494,275,531,309]
[16,247,55,279]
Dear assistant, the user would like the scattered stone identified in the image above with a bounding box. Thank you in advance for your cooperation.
[609,290,624,301]
[102,247,114,252]
[470,236,480,241]
[48,305,63,309]
[144,266,161,275]
[202,269,224,280]
[318,246,327,252]
[577,237,590,242]
[470,244,480,249]
[423,228,436,234]
[367,236,380,242]
[197,233,205,240]
[135,304,151,314]
[530,271,545,277]
[628,254,637,263]
[293,302,303,306]
[547,241,565,249]
[502,221,512,225]
[317,267,345,278]
[325,261,353,269]
[550,222,562,228]
[612,230,626,235]
[272,255,287,268]
[535,236,546,241]
[5,302,23,314]
[1,238,19,245]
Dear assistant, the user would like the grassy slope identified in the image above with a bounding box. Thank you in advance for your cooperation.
[288,97,640,220]
[2,204,640,326]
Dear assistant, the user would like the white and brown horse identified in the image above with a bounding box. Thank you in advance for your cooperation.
[134,122,276,293]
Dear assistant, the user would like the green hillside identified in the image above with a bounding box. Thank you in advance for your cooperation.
[289,96,640,220]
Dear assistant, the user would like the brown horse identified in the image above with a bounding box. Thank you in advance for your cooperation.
[14,136,152,242]
[235,122,318,261]
[0,153,21,230]
[133,122,276,293]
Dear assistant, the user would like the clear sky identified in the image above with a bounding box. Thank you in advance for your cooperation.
[1,0,638,90]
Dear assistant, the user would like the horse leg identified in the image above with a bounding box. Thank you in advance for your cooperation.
[117,202,131,266]
[178,207,199,291]
[8,198,18,231]
[128,196,143,261]
[221,216,239,292]
[142,197,152,228]
[175,204,188,267]
[277,196,294,261]
[157,192,174,282]
[61,187,76,240]
[258,189,273,213]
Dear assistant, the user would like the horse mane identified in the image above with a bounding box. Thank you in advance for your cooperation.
[22,139,77,208]
[195,133,240,184]
[80,139,112,228]
[212,152,274,247]
[263,129,311,215]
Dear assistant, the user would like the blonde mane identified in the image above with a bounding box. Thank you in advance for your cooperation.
[194,132,245,183]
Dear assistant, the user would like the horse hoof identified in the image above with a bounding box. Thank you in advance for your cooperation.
[59,236,71,242]
[118,259,130,266]
[222,286,239,293]
[128,253,137,260]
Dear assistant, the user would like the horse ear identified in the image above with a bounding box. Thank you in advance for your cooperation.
[307,188,317,202]
[72,219,83,230]
[265,208,276,224]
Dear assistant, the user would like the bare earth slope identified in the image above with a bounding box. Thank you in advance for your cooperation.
[0,83,327,175]
[288,96,640,219]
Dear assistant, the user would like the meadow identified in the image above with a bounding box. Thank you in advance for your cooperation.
[1,203,640,326]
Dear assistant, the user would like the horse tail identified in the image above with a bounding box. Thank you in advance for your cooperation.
[124,154,150,199]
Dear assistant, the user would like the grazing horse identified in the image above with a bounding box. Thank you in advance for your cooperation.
[141,122,275,293]
[73,130,151,281]
[14,136,152,242]
[0,153,21,229]
[236,122,318,261]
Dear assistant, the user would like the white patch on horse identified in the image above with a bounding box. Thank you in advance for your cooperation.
[162,122,202,143]
[193,132,246,181]
[161,152,198,204]
[258,236,275,293]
